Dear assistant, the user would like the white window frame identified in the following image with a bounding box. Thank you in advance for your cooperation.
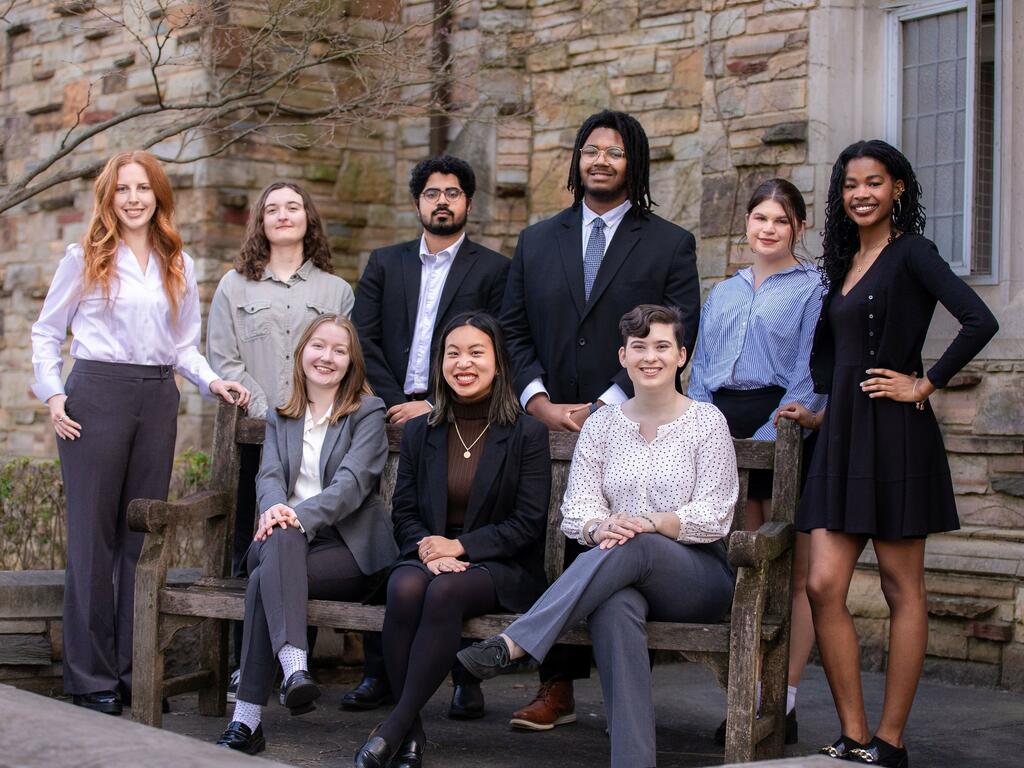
[883,0,1001,283]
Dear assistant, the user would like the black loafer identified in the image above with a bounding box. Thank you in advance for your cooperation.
[448,679,485,719]
[715,708,797,746]
[456,636,537,681]
[72,690,122,716]
[216,721,266,754]
[341,676,394,711]
[818,734,866,759]
[279,670,320,715]
[846,737,909,767]
[394,735,424,768]
[354,734,397,768]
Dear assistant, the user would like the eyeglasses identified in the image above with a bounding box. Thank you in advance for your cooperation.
[420,187,465,202]
[580,145,626,161]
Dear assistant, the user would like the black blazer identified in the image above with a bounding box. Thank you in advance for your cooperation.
[390,413,551,613]
[810,234,998,393]
[352,238,510,408]
[500,206,700,403]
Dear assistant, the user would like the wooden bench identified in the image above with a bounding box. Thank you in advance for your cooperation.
[129,401,801,763]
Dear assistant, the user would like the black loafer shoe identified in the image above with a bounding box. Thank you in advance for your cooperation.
[715,708,797,746]
[354,734,397,768]
[818,734,866,759]
[341,676,394,711]
[456,636,537,681]
[216,721,266,755]
[279,670,320,715]
[393,735,424,768]
[448,679,485,719]
[846,737,909,767]
[72,690,122,716]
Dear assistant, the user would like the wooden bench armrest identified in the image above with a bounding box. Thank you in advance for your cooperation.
[128,490,232,534]
[727,521,794,569]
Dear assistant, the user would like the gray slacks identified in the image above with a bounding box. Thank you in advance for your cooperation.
[237,525,372,705]
[504,534,735,768]
[57,360,180,695]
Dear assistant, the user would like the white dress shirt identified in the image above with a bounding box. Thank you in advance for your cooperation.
[286,406,331,509]
[31,242,219,403]
[519,199,633,409]
[403,233,466,395]
[560,402,738,545]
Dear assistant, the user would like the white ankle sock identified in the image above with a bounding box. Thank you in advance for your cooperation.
[278,643,307,680]
[756,681,762,711]
[232,699,261,730]
[787,685,797,714]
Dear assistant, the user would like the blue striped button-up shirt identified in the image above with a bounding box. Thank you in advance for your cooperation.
[687,261,825,440]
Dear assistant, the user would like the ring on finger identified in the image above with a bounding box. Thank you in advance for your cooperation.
[56,416,64,422]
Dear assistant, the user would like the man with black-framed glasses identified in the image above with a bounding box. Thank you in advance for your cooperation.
[350,154,508,717]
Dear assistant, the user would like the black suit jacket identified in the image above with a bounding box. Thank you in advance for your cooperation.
[500,206,700,403]
[352,238,510,408]
[390,413,551,613]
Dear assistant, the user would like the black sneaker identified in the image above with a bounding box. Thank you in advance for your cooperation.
[456,636,537,681]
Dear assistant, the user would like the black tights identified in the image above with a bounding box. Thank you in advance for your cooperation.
[379,564,497,746]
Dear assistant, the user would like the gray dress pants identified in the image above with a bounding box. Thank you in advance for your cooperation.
[504,534,735,768]
[57,360,180,696]
[236,525,372,705]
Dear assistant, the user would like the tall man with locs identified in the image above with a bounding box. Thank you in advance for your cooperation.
[498,110,701,731]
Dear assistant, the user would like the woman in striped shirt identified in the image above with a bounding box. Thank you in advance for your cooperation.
[688,178,824,743]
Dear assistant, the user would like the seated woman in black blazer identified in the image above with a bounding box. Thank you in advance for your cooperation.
[354,311,552,768]
[216,314,397,755]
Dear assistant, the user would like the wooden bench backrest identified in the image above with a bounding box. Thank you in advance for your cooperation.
[216,405,801,585]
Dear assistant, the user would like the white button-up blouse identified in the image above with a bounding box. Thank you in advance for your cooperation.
[31,242,220,403]
[560,401,739,545]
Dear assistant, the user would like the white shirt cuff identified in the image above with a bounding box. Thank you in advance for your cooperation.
[32,378,65,404]
[520,378,548,409]
[598,384,628,405]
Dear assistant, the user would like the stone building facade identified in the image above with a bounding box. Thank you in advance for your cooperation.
[1,1,1022,688]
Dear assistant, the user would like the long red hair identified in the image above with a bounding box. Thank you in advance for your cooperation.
[82,151,186,321]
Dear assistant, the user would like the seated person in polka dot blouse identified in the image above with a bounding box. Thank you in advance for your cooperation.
[459,304,738,768]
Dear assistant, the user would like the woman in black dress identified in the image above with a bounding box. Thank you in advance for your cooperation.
[799,140,998,767]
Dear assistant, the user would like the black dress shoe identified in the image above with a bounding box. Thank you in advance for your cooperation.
[714,708,796,746]
[341,676,394,711]
[353,734,397,768]
[279,670,320,715]
[456,636,537,681]
[72,690,122,716]
[448,679,485,719]
[818,734,866,759]
[216,721,266,755]
[846,736,909,767]
[393,735,424,768]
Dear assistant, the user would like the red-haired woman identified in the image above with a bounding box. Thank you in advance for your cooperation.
[31,150,249,715]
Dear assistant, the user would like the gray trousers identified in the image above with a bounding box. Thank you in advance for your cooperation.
[237,525,371,705]
[505,534,735,768]
[57,360,179,695]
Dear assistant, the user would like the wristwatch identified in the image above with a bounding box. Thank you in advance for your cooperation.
[584,520,601,546]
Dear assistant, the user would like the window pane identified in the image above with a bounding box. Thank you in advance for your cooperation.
[972,3,997,276]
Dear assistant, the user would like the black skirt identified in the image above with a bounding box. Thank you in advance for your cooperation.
[712,386,784,499]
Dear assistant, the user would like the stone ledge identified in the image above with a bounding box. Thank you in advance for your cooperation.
[945,434,1024,455]
[858,527,1024,579]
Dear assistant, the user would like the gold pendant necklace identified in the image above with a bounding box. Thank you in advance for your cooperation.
[454,420,490,459]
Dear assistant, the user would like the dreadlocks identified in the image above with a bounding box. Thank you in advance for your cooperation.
[820,139,927,290]
[566,110,656,214]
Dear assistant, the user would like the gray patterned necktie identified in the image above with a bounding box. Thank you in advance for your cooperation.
[583,217,606,301]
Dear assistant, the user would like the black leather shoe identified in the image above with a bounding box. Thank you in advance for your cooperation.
[341,676,394,711]
[279,670,320,715]
[393,735,424,768]
[216,721,266,754]
[72,690,122,716]
[818,734,866,759]
[456,636,537,681]
[353,734,397,768]
[448,679,485,719]
[715,707,797,746]
[846,736,909,767]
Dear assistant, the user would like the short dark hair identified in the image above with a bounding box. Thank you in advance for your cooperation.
[428,311,522,428]
[619,304,685,348]
[746,178,808,256]
[567,110,655,214]
[409,155,476,200]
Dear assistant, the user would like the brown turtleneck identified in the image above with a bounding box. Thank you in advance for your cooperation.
[445,396,491,528]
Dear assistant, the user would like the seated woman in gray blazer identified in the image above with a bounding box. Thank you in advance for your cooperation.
[459,305,739,768]
[216,314,397,755]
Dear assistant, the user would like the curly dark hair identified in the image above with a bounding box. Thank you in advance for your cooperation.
[236,182,334,281]
[408,155,476,200]
[820,139,926,289]
[567,110,655,214]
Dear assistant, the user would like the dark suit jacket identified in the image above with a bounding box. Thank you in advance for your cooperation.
[352,237,510,408]
[256,396,399,576]
[810,234,998,394]
[390,413,551,613]
[500,206,700,403]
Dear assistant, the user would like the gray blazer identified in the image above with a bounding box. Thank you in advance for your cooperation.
[255,395,398,575]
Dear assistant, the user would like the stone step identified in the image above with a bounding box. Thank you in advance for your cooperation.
[858,527,1024,579]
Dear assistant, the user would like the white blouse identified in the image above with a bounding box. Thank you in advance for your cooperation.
[31,243,219,403]
[286,406,331,509]
[560,401,739,545]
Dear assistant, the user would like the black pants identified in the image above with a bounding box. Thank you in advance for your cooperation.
[712,386,786,500]
[58,360,180,695]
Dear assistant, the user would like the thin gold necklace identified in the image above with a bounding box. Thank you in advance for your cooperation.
[454,420,490,459]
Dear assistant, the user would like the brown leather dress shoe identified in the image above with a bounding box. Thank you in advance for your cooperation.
[509,680,576,731]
